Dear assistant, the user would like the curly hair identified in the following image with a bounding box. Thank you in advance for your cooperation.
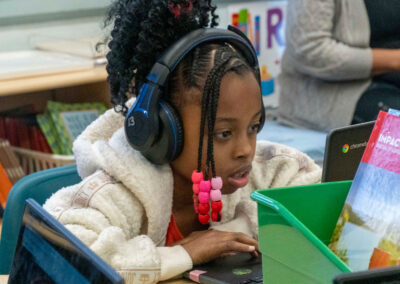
[104,0,218,114]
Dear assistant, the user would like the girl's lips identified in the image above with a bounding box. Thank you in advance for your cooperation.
[227,166,251,189]
[227,172,249,189]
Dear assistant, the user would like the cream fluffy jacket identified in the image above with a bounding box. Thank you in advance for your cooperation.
[43,106,322,283]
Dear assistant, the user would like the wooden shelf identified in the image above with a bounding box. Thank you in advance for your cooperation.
[0,66,107,97]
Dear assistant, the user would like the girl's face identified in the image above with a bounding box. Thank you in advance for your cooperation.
[171,71,262,194]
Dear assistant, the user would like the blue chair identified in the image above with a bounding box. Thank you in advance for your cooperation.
[0,164,81,274]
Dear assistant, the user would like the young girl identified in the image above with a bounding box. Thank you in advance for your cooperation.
[44,0,321,282]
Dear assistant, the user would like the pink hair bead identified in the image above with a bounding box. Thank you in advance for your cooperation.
[211,177,223,190]
[191,170,203,184]
[198,192,210,203]
[210,189,221,202]
[192,183,200,194]
[199,180,211,192]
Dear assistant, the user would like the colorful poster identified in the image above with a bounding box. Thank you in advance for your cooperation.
[228,1,287,107]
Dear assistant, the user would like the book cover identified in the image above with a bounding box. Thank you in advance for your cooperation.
[329,111,400,271]
[37,101,106,155]
[37,111,64,155]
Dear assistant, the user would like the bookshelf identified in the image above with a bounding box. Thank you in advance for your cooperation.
[0,66,110,113]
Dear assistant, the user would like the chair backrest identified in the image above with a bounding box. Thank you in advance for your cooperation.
[0,164,81,274]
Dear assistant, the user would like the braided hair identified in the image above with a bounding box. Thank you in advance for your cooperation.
[198,46,256,179]
[105,0,258,175]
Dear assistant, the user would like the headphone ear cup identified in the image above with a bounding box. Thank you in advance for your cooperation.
[141,101,184,164]
[161,102,184,160]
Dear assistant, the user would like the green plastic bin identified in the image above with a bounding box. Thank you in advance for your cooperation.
[251,181,353,283]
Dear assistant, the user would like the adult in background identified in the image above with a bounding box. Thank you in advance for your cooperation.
[278,0,400,131]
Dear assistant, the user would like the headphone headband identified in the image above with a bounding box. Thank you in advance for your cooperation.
[147,26,259,85]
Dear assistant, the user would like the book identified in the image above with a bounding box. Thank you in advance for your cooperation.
[34,126,52,153]
[4,117,18,146]
[37,101,107,155]
[37,111,63,154]
[16,119,32,150]
[329,110,400,271]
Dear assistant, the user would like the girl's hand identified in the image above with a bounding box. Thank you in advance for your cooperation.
[179,229,259,265]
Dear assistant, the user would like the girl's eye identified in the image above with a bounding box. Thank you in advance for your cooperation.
[215,130,232,140]
[250,123,261,133]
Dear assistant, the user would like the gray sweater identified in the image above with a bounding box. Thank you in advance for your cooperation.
[278,0,373,131]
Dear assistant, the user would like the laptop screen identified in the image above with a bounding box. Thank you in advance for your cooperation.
[322,121,375,182]
[8,199,124,284]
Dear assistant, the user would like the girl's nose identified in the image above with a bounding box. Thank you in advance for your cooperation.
[233,134,253,160]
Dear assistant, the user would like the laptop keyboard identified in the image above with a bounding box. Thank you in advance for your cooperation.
[239,275,263,283]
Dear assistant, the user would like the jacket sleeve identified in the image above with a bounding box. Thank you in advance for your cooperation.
[43,174,192,283]
[284,0,372,81]
[250,141,322,189]
[215,141,322,238]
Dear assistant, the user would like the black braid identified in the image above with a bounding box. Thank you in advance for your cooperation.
[196,46,229,173]
[197,69,212,172]
[206,48,235,177]
[200,46,254,179]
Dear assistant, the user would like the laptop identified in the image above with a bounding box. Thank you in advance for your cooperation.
[322,121,375,182]
[8,198,124,284]
[183,252,262,284]
[333,266,400,283]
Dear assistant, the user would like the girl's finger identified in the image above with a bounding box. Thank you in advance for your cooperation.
[222,241,257,253]
[230,232,259,249]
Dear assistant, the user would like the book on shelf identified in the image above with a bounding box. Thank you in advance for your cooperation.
[37,101,107,155]
[329,110,400,271]
[0,115,52,153]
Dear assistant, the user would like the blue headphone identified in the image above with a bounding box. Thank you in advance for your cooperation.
[124,25,265,164]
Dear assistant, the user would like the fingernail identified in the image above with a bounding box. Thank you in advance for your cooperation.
[248,245,255,251]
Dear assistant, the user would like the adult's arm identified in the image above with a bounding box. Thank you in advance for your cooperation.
[284,0,373,81]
